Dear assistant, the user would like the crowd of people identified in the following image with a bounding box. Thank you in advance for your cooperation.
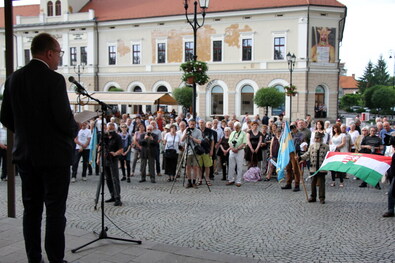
[61,110,394,215]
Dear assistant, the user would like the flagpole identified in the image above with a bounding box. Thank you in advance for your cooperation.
[294,153,309,201]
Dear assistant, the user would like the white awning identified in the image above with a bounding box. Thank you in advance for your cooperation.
[68,92,178,106]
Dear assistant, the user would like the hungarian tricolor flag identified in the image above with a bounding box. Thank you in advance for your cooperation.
[313,152,391,186]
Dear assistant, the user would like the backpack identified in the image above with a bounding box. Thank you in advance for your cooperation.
[243,166,262,182]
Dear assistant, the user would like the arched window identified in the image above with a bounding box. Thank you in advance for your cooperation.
[55,0,61,16]
[157,86,168,92]
[314,85,326,118]
[133,86,142,113]
[211,86,224,115]
[47,1,53,16]
[133,86,142,92]
[272,85,285,116]
[241,85,254,115]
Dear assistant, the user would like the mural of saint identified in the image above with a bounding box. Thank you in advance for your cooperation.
[311,27,336,63]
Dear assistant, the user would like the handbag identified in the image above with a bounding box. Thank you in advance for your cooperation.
[164,134,178,159]
[194,144,205,155]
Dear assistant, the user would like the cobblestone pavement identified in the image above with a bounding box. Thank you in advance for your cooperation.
[1,162,395,262]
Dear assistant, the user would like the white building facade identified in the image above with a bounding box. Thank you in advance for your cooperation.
[0,0,347,120]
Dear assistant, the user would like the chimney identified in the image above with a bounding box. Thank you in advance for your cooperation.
[352,74,355,79]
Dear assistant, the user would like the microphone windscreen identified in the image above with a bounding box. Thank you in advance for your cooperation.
[68,76,75,83]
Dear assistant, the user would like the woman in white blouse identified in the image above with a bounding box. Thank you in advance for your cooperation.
[163,124,181,181]
[329,124,347,187]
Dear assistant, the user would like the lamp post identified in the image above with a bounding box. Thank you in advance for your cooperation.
[286,52,296,122]
[184,0,210,119]
[74,63,85,112]
[390,50,395,89]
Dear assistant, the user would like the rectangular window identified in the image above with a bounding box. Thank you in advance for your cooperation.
[274,37,285,60]
[108,45,116,65]
[213,40,222,62]
[132,44,141,64]
[24,49,30,65]
[70,47,77,66]
[80,46,87,64]
[184,41,194,62]
[157,43,166,63]
[242,39,252,61]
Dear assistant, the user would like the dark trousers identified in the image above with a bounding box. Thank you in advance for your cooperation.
[331,171,344,183]
[72,149,90,178]
[155,147,161,174]
[17,162,70,263]
[285,152,301,187]
[105,161,121,201]
[220,154,229,180]
[0,147,7,179]
[119,156,131,178]
[141,155,156,181]
[311,172,326,200]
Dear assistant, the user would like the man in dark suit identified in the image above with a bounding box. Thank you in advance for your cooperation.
[138,124,159,183]
[0,33,78,263]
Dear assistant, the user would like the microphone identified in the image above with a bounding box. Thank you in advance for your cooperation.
[68,76,87,95]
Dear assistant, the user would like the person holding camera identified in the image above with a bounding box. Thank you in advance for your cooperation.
[198,119,215,186]
[98,123,124,206]
[181,119,203,188]
[226,122,247,187]
[139,124,159,183]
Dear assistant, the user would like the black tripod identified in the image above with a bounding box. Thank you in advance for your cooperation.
[71,94,141,253]
[170,133,211,193]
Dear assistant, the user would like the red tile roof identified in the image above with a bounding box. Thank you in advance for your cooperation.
[80,0,345,22]
[340,75,359,89]
[0,5,40,27]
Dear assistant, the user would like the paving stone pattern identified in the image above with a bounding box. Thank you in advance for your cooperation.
[1,163,395,262]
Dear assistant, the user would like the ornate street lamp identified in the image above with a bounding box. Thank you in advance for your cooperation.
[286,52,296,122]
[184,0,210,119]
[390,50,395,89]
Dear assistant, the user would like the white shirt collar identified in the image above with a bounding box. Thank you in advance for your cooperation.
[32,58,50,68]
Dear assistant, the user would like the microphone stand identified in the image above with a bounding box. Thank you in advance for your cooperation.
[71,92,141,253]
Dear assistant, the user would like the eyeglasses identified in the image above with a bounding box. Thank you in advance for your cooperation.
[52,49,64,57]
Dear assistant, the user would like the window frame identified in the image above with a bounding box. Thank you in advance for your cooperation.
[273,36,285,60]
[55,0,61,16]
[156,40,167,64]
[184,41,194,62]
[108,44,117,65]
[69,47,77,66]
[131,42,141,65]
[47,1,53,16]
[240,33,254,62]
[212,40,223,62]
[80,46,87,65]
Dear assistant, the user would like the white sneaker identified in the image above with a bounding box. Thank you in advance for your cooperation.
[71,178,76,183]
[82,177,87,181]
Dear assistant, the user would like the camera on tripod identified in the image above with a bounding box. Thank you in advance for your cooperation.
[186,127,194,136]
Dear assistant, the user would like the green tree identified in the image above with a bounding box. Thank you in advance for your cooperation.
[340,93,361,110]
[108,86,124,92]
[172,86,193,110]
[358,60,375,93]
[254,87,285,115]
[363,85,385,109]
[373,55,390,86]
[371,86,395,111]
